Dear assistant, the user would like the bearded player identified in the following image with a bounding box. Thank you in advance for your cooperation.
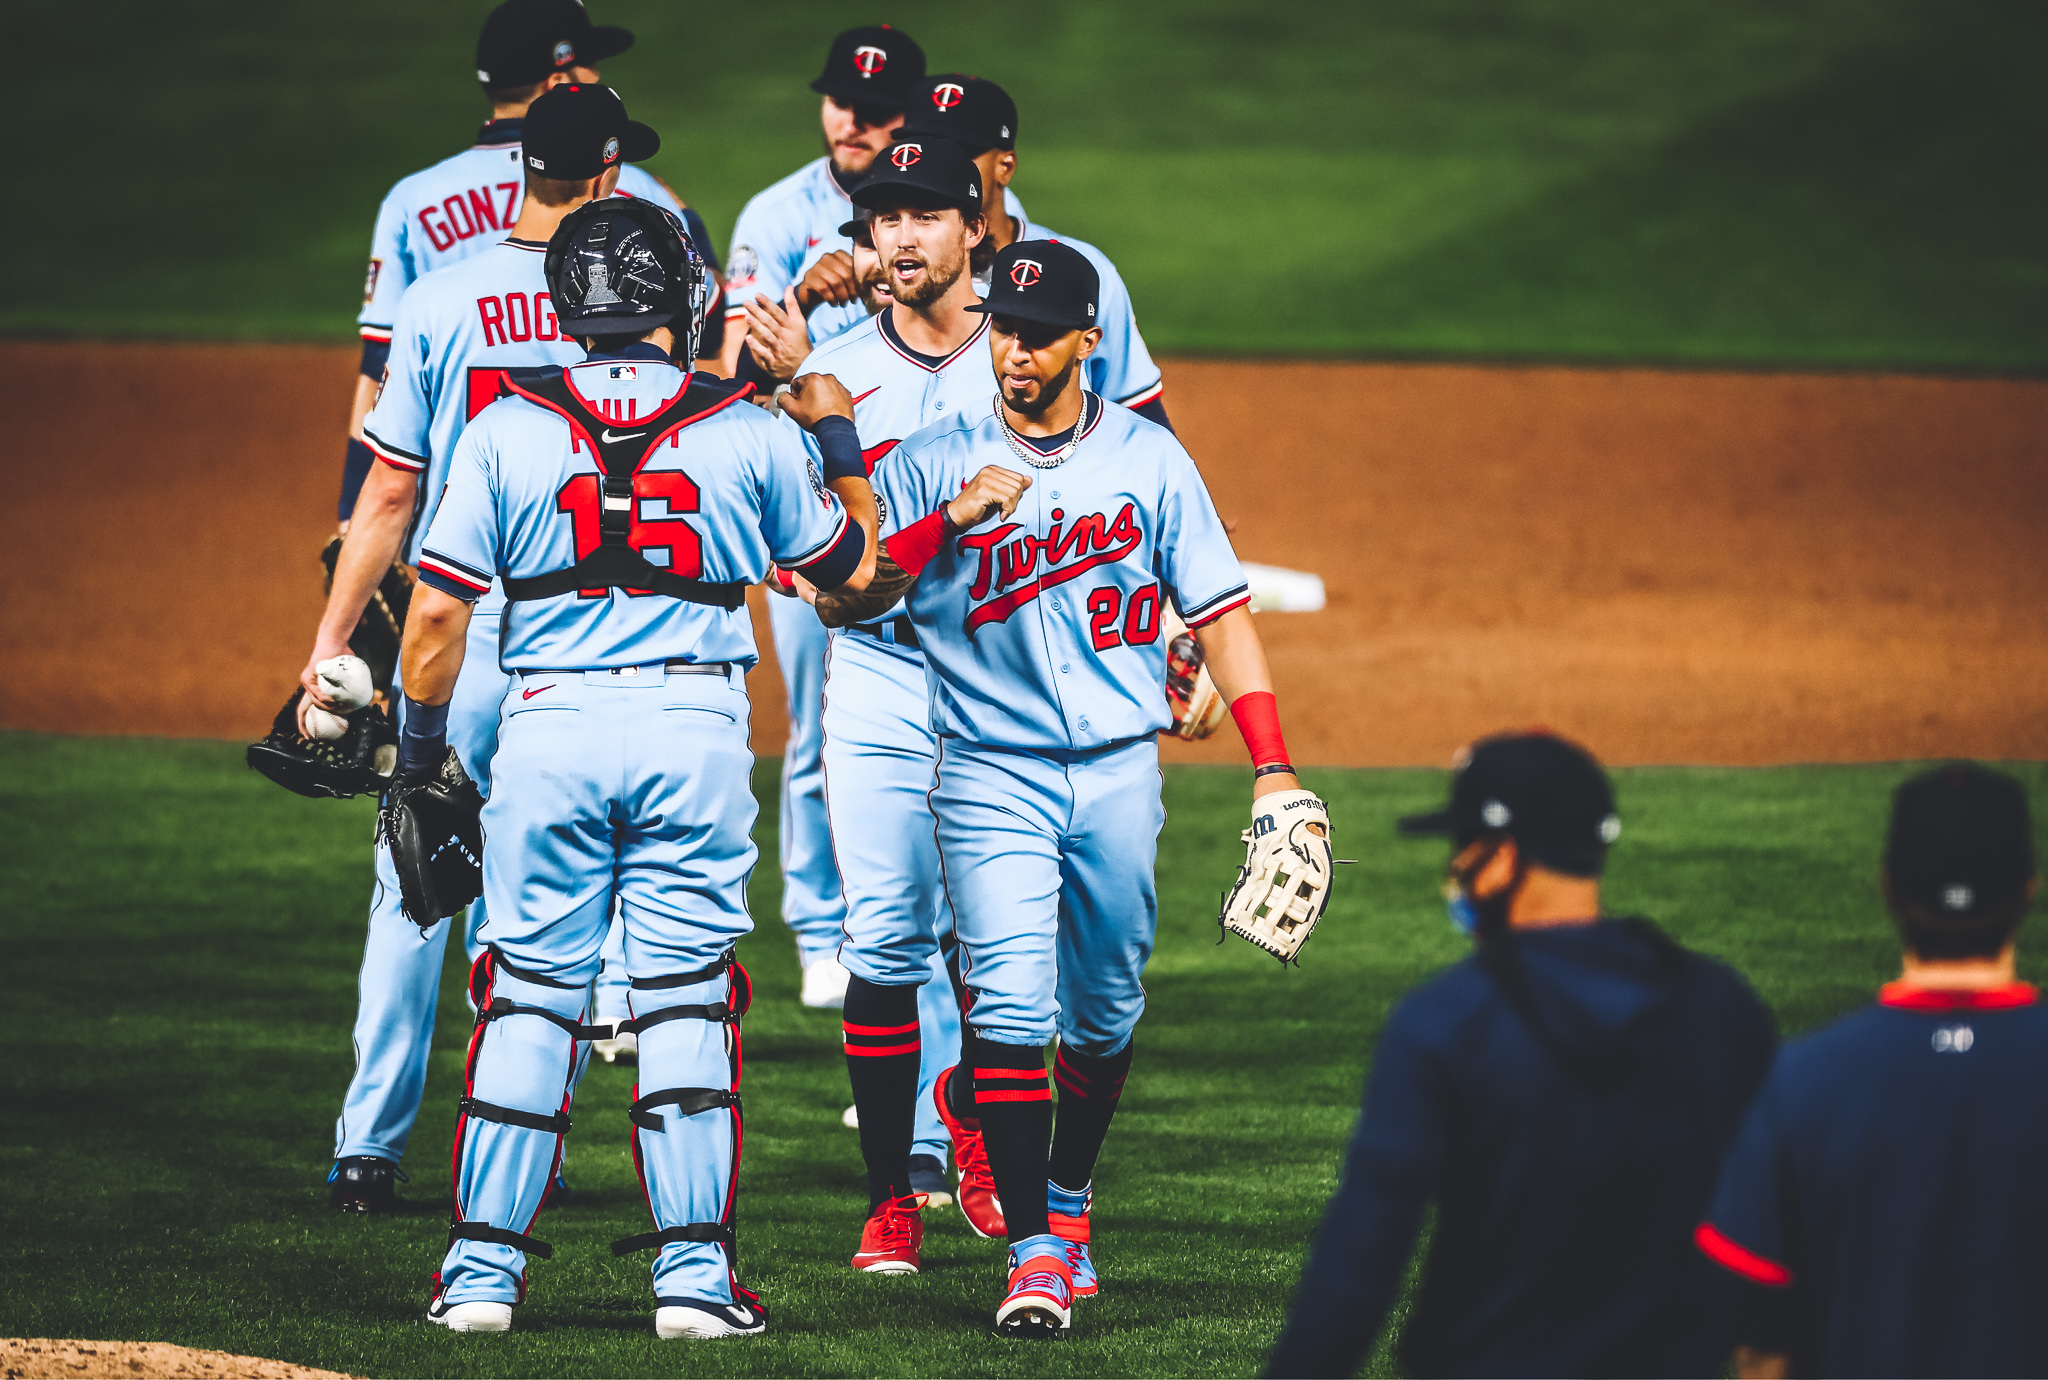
[771,138,998,1267]
[808,240,1336,1335]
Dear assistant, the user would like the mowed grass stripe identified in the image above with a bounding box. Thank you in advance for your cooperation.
[1,734,2043,1377]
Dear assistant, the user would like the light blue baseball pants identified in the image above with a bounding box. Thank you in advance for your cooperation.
[821,627,961,1163]
[435,664,757,1309]
[765,593,849,969]
[930,735,1164,1055]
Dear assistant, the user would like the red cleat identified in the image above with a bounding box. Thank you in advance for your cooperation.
[996,1234,1074,1336]
[850,1194,924,1274]
[1049,1210,1098,1296]
[934,1065,1006,1238]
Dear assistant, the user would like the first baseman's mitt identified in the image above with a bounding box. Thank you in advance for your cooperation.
[379,748,484,931]
[320,537,415,696]
[1220,789,1338,963]
[246,688,397,799]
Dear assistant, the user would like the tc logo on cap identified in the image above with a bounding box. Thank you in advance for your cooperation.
[603,135,620,164]
[553,39,576,66]
[890,143,923,169]
[1010,258,1043,287]
[932,82,965,110]
[854,44,887,76]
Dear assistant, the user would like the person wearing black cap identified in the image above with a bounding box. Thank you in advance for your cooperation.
[1698,764,2047,1379]
[341,0,713,542]
[716,23,934,1015]
[304,81,676,1218]
[807,236,1306,1336]
[760,135,1004,1270]
[1264,731,1777,1378]
[898,74,1172,430]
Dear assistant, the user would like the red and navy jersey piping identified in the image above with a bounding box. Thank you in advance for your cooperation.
[1181,583,1252,629]
[877,309,989,374]
[362,426,428,473]
[1693,1222,1792,1286]
[1878,981,2038,1011]
[1116,379,1165,409]
[418,550,493,601]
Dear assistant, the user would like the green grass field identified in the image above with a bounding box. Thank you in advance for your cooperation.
[3,0,2042,367]
[4,732,2045,1376]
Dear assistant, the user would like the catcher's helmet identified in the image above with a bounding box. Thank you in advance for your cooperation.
[546,197,709,359]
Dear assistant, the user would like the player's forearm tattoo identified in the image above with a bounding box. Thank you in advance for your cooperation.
[813,547,917,627]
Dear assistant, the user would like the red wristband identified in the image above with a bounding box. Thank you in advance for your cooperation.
[1228,690,1290,769]
[883,508,950,577]
[770,565,796,592]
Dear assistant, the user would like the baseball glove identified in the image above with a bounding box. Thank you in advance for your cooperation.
[1220,789,1338,963]
[1163,604,1229,741]
[379,748,484,931]
[320,537,415,696]
[246,688,397,799]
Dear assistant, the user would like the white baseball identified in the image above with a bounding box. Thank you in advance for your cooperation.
[304,704,352,741]
[315,655,374,713]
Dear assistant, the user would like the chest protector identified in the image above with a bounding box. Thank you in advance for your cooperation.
[498,367,756,608]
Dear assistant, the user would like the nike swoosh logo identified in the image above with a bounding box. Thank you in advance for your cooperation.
[600,428,647,443]
[851,386,881,405]
[521,684,555,700]
[807,235,822,248]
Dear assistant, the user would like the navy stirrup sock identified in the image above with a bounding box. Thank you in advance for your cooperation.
[842,977,920,1208]
[970,1035,1053,1242]
[1049,1040,1134,1193]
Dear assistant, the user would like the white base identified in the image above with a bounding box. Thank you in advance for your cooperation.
[430,1301,512,1332]
[801,957,851,1009]
[656,1302,764,1339]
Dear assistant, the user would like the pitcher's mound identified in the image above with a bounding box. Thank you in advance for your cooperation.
[1,1339,352,1380]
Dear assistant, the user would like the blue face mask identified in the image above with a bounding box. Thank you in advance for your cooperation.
[1444,883,1481,935]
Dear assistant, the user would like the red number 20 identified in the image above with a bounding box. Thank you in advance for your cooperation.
[554,469,704,598]
[1085,582,1162,650]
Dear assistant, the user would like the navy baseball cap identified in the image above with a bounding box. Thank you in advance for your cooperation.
[1887,764,2036,916]
[523,83,658,180]
[970,240,1099,331]
[899,74,1018,154]
[811,25,926,106]
[1399,732,1620,877]
[851,138,983,213]
[477,0,633,89]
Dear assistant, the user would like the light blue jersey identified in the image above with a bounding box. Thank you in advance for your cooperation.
[359,118,683,345]
[725,155,1025,347]
[418,355,851,671]
[359,237,583,609]
[876,395,1249,750]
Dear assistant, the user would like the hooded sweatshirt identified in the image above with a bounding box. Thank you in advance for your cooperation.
[1266,919,1776,1379]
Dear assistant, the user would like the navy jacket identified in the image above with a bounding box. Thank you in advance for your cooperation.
[1702,982,2048,1377]
[1266,919,1776,1378]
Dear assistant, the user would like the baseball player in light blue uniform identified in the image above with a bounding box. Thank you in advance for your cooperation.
[302,83,668,1211]
[719,32,1023,1003]
[813,240,1304,1338]
[398,196,874,1337]
[339,0,706,529]
[898,74,1170,427]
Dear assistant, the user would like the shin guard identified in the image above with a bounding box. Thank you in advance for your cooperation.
[613,950,761,1313]
[436,950,605,1307]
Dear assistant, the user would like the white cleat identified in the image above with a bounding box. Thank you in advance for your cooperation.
[841,1103,860,1129]
[592,1020,638,1065]
[656,1299,768,1339]
[427,1299,513,1332]
[801,957,852,1009]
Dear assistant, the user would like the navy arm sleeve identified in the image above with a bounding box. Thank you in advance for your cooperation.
[1132,395,1174,433]
[1265,1001,1444,1378]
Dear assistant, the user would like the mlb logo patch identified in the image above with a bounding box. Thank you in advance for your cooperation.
[608,365,638,380]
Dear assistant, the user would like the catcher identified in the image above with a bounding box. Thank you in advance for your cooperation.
[805,238,1337,1336]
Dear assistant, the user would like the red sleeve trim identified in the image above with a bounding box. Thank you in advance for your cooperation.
[1695,1222,1792,1286]
[1186,591,1252,629]
[1228,690,1290,769]
[884,509,949,578]
[417,554,491,596]
[362,429,427,472]
[359,326,393,342]
[1879,981,2038,1011]
[1117,379,1165,408]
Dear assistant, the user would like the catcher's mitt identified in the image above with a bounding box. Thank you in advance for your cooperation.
[246,688,397,799]
[320,537,415,696]
[379,748,484,931]
[1220,789,1338,963]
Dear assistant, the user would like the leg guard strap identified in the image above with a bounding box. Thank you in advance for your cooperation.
[623,1001,736,1036]
[449,1220,553,1260]
[610,1222,736,1256]
[460,1095,571,1135]
[630,951,735,989]
[481,996,610,1040]
[630,1086,739,1132]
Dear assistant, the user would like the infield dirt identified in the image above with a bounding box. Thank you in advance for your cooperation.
[2,342,2042,766]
